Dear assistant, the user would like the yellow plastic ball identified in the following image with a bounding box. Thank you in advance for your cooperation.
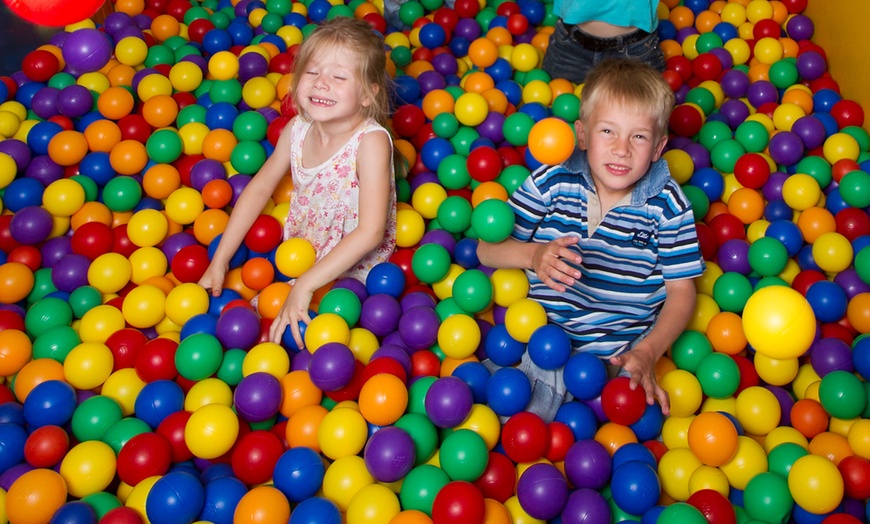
[319,407,369,460]
[88,252,132,294]
[719,435,767,490]
[742,286,816,359]
[165,187,205,226]
[242,76,277,109]
[753,353,799,387]
[735,385,781,436]
[184,377,233,411]
[185,403,240,459]
[490,268,529,307]
[454,403,501,450]
[660,369,703,418]
[510,43,539,72]
[165,282,210,326]
[823,132,861,163]
[101,368,146,416]
[438,313,481,359]
[243,341,291,379]
[275,238,317,278]
[78,304,126,344]
[504,298,548,343]
[662,148,695,184]
[454,92,489,127]
[396,209,426,248]
[126,208,169,247]
[128,246,168,284]
[658,448,703,501]
[688,465,731,498]
[322,455,375,513]
[346,483,401,524]
[812,231,854,274]
[59,440,117,498]
[43,178,86,217]
[788,454,844,515]
[121,284,166,328]
[209,50,240,80]
[782,173,821,211]
[305,313,351,352]
[168,61,203,92]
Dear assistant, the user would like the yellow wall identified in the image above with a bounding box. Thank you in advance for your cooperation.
[804,1,870,127]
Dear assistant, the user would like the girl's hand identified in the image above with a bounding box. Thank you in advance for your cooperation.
[268,283,314,348]
[198,261,229,297]
[530,236,583,292]
[609,342,670,415]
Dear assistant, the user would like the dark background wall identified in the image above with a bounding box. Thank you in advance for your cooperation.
[0,4,61,77]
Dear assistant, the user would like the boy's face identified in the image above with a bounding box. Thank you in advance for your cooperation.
[575,98,668,203]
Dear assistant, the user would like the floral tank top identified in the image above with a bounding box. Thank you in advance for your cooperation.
[283,116,398,282]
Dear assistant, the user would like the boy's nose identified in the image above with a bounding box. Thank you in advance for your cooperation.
[612,137,630,156]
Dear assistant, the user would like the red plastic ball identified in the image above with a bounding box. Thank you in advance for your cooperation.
[835,208,870,241]
[361,357,408,384]
[135,337,179,382]
[117,432,173,486]
[467,146,502,183]
[733,152,771,189]
[506,13,529,36]
[7,245,42,271]
[106,327,149,371]
[0,310,25,332]
[3,0,105,26]
[473,451,517,503]
[71,221,115,260]
[601,376,647,425]
[500,411,550,463]
[231,430,284,486]
[663,70,684,92]
[669,104,705,138]
[268,52,295,75]
[433,7,459,31]
[791,269,827,296]
[113,225,138,258]
[186,18,214,44]
[686,489,736,524]
[432,481,486,524]
[732,354,760,394]
[453,0,480,18]
[695,222,719,261]
[831,99,865,129]
[411,348,441,378]
[691,53,723,82]
[667,55,693,82]
[389,248,419,288]
[118,114,153,143]
[837,455,870,500]
[393,104,427,138]
[545,421,575,463]
[708,212,746,244]
[170,244,210,283]
[100,507,145,524]
[753,19,782,40]
[244,214,283,253]
[21,49,60,82]
[156,410,194,463]
[23,425,69,468]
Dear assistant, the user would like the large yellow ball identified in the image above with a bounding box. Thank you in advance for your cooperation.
[741,285,815,359]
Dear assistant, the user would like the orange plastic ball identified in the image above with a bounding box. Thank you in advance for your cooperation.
[280,369,323,418]
[527,117,575,165]
[257,282,292,319]
[109,139,148,176]
[6,469,68,524]
[97,86,135,120]
[467,37,499,68]
[0,328,33,376]
[83,119,122,153]
[358,373,409,426]
[241,257,276,291]
[0,262,35,304]
[705,311,747,355]
[847,293,870,334]
[286,404,327,451]
[790,398,829,439]
[47,130,89,166]
[687,411,739,466]
[142,164,182,200]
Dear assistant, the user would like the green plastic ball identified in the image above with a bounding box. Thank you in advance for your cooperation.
[712,271,754,313]
[471,198,516,243]
[412,243,452,284]
[71,395,124,442]
[438,429,489,482]
[318,287,362,327]
[451,269,493,314]
[436,195,473,234]
[695,352,741,399]
[747,236,789,277]
[175,333,224,381]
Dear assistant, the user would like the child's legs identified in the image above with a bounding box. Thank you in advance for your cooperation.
[483,352,569,424]
[605,32,665,72]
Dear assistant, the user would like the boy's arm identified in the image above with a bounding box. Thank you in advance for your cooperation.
[478,236,583,292]
[609,277,697,415]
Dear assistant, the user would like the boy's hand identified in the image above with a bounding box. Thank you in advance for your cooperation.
[530,236,583,292]
[609,342,670,416]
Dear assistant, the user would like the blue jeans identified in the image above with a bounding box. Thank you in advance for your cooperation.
[542,19,665,84]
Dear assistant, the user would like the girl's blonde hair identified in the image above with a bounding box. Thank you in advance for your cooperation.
[288,17,391,129]
[579,58,674,140]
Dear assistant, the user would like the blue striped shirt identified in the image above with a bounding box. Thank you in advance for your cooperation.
[508,149,706,357]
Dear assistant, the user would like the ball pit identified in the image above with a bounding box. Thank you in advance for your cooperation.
[0,0,869,522]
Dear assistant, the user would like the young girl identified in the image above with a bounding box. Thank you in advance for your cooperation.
[198,17,398,350]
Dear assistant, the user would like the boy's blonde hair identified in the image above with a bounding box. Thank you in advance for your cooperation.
[579,58,674,139]
[289,17,391,129]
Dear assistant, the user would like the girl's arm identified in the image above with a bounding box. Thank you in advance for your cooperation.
[269,129,394,346]
[198,119,295,296]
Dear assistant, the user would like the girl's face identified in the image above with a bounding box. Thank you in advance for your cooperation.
[295,46,373,126]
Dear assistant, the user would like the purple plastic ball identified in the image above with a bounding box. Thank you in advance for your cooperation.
[360,293,402,337]
[397,305,439,351]
[25,155,64,186]
[57,84,94,118]
[9,206,53,245]
[417,70,447,95]
[833,268,870,299]
[747,80,778,109]
[811,337,855,377]
[564,439,612,490]
[796,50,826,81]
[424,376,474,428]
[233,371,282,422]
[40,236,72,269]
[50,253,91,292]
[0,139,32,170]
[331,277,369,303]
[363,426,416,482]
[419,228,456,256]
[720,69,750,99]
[786,14,814,40]
[62,28,113,75]
[768,130,805,166]
[215,306,261,350]
[719,98,751,129]
[189,159,227,191]
[516,463,569,520]
[307,342,356,392]
[400,291,437,311]
[791,115,827,150]
[238,52,268,83]
[682,142,711,170]
[561,488,612,524]
[717,239,751,274]
[30,87,60,120]
[478,112,506,143]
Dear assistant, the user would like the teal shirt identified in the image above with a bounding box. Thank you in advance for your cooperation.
[554,0,660,32]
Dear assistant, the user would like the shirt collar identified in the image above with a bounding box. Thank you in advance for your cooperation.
[561,149,672,205]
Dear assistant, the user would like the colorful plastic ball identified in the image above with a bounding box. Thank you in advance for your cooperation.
[501,411,549,464]
[687,411,738,467]
[742,285,816,359]
[424,375,473,428]
[600,376,647,426]
[59,439,116,498]
[23,424,69,468]
[233,372,282,422]
[358,373,408,427]
[5,468,68,524]
[270,446,326,506]
[439,428,489,482]
[63,28,114,74]
[561,488,611,524]
[486,367,532,418]
[660,369,703,418]
[788,454,844,515]
[430,480,485,524]
[397,305,439,352]
[117,432,172,487]
[695,352,741,399]
[527,117,575,165]
[363,426,415,483]
[819,370,867,420]
[610,460,661,516]
[516,462,569,521]
[22,379,77,428]
[184,403,239,460]
[470,198,516,244]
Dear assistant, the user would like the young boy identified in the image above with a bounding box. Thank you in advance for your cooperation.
[477,59,705,422]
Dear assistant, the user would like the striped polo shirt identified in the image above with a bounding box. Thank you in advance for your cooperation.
[508,149,706,358]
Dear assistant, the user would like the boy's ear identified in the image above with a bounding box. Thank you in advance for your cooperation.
[651,133,668,162]
[574,120,587,150]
